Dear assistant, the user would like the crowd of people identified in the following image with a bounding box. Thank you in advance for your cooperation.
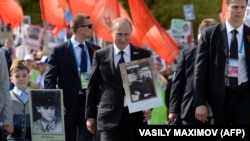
[0,0,250,141]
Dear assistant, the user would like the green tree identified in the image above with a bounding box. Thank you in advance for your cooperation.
[20,0,43,24]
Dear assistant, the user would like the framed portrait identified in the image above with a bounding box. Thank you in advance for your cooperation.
[23,15,31,25]
[46,30,58,48]
[183,4,195,21]
[120,57,163,113]
[29,89,65,141]
[0,20,12,39]
[26,25,44,49]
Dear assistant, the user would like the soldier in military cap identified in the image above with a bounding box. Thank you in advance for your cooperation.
[33,92,62,133]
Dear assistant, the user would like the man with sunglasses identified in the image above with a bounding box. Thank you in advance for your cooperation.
[44,14,101,141]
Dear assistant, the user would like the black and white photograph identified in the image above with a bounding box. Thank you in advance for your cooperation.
[23,15,31,25]
[0,20,12,39]
[26,25,44,49]
[129,66,156,102]
[120,57,163,113]
[47,30,58,48]
[29,89,65,141]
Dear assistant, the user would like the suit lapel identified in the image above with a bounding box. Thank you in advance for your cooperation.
[215,23,228,57]
[108,46,117,75]
[243,25,250,64]
[130,44,141,61]
[107,45,126,83]
[85,42,93,64]
[65,40,78,76]
[209,23,228,57]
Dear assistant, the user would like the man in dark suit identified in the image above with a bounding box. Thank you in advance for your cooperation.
[194,0,250,125]
[168,18,217,125]
[85,17,152,141]
[44,14,101,141]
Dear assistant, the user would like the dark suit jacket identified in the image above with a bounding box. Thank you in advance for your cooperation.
[194,23,250,118]
[44,40,100,126]
[169,46,196,119]
[85,44,151,130]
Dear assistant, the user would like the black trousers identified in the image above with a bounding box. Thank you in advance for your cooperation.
[224,82,250,125]
[100,107,147,141]
[65,94,93,141]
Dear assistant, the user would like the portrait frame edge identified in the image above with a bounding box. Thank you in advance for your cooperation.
[29,89,66,141]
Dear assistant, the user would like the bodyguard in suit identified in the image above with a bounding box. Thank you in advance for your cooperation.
[44,14,101,141]
[168,18,217,125]
[194,0,250,125]
[85,17,152,141]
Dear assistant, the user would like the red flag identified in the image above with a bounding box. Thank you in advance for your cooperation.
[129,0,178,64]
[221,0,226,22]
[40,0,66,28]
[68,0,98,15]
[53,26,64,36]
[143,26,178,63]
[58,0,68,10]
[0,0,23,29]
[118,3,142,47]
[90,0,120,42]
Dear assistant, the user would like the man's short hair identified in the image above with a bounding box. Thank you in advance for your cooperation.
[226,0,248,5]
[70,14,90,33]
[111,17,132,32]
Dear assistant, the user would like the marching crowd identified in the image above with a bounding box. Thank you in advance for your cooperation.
[0,0,250,141]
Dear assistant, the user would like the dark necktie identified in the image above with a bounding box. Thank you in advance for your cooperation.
[229,29,238,88]
[79,44,87,72]
[117,51,125,74]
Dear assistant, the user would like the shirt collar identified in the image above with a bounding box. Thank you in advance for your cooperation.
[70,38,86,48]
[225,21,243,36]
[12,86,29,96]
[113,44,131,57]
[41,119,56,131]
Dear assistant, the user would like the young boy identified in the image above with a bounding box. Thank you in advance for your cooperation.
[7,59,31,141]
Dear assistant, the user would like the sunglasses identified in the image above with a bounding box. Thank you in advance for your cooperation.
[79,24,92,29]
